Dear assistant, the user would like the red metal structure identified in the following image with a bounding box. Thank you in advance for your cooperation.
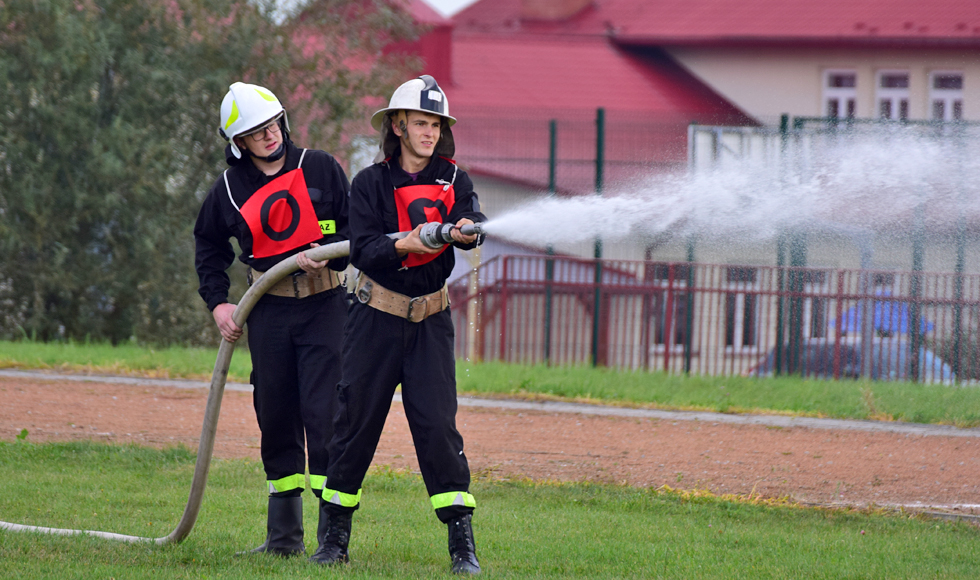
[450,254,980,383]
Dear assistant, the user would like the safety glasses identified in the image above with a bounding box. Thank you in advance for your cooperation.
[243,116,283,141]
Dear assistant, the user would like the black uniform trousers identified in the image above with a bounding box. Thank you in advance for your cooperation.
[247,286,347,497]
[324,302,473,522]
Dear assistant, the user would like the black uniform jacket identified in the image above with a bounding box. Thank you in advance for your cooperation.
[350,148,486,298]
[194,140,350,312]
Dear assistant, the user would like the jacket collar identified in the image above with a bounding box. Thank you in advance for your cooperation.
[386,146,443,188]
[240,140,298,183]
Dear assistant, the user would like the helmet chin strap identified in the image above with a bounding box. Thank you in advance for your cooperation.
[250,143,286,163]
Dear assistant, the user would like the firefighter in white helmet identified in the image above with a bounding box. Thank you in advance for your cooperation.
[194,81,350,557]
[312,75,485,574]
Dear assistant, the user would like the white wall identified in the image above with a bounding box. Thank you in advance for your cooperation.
[666,46,980,125]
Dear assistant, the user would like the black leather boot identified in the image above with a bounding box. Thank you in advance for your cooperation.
[308,501,351,565]
[448,514,481,575]
[236,495,306,557]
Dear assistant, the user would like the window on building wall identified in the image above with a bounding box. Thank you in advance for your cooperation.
[803,271,828,338]
[877,71,909,120]
[930,72,963,121]
[824,70,857,119]
[724,267,758,348]
[649,264,689,347]
[873,272,896,291]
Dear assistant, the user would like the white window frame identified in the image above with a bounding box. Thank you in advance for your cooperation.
[876,70,910,120]
[646,265,689,353]
[929,71,964,121]
[823,69,857,119]
[873,272,898,295]
[724,268,760,351]
[803,272,830,339]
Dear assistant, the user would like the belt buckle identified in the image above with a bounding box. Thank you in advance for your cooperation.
[356,280,373,304]
[292,275,301,298]
[407,297,427,323]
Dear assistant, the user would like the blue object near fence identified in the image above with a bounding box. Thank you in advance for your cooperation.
[832,290,935,336]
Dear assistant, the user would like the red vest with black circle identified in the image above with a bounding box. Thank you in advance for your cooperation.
[223,149,322,259]
[390,156,459,269]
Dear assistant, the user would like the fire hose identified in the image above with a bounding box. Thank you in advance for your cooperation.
[0,222,483,545]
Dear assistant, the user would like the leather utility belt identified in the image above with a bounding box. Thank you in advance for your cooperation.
[354,273,449,323]
[248,267,342,299]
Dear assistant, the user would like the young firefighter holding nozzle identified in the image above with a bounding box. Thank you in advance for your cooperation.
[193,82,350,557]
[310,75,486,574]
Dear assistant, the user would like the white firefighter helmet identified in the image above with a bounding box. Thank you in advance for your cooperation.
[370,75,456,132]
[218,82,287,159]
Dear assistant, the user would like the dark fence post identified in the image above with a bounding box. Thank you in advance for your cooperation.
[954,217,965,381]
[592,107,605,367]
[786,116,809,374]
[910,206,925,382]
[500,256,509,362]
[953,126,967,382]
[788,231,808,373]
[684,239,695,373]
[833,271,845,379]
[775,114,789,375]
[684,122,699,374]
[544,119,557,365]
[664,264,675,371]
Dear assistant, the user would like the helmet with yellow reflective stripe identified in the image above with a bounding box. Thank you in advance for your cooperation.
[218,82,289,159]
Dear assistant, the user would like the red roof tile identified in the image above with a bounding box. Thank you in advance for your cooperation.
[456,0,980,46]
[446,35,751,118]
[442,35,753,193]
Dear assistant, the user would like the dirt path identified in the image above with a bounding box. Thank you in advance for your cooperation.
[3,374,980,513]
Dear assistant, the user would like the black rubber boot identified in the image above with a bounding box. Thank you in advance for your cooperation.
[448,514,481,575]
[308,502,351,565]
[237,496,306,557]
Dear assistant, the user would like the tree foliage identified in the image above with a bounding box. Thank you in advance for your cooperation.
[0,0,417,345]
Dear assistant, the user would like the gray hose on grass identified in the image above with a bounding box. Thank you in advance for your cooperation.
[0,239,352,545]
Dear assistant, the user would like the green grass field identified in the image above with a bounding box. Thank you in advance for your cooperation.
[3,339,980,426]
[0,339,254,383]
[1,441,978,579]
[457,362,980,427]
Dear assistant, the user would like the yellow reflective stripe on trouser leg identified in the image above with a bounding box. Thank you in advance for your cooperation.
[430,491,476,510]
[323,487,362,508]
[268,473,305,494]
[309,475,326,493]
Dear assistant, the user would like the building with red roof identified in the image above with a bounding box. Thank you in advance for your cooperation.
[441,1,756,198]
[381,0,980,284]
[381,0,980,371]
[451,0,980,126]
[455,0,980,44]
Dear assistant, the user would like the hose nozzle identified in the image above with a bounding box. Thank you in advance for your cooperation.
[418,222,485,249]
[458,222,484,237]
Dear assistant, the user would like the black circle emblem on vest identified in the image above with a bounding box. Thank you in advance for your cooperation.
[407,198,448,228]
[260,190,301,241]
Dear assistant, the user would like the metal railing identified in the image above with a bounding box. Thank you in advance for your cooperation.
[450,254,980,383]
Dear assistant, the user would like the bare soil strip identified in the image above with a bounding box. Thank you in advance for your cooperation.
[2,371,979,517]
